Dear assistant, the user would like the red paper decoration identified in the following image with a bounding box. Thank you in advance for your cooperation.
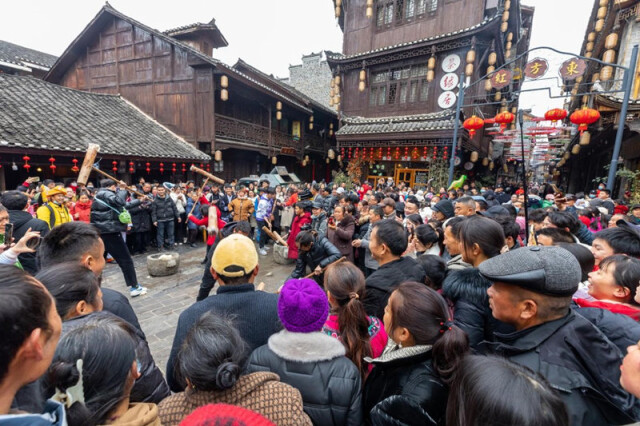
[544,108,568,124]
[395,147,400,159]
[159,162,164,174]
[423,146,427,158]
[463,115,485,138]
[112,160,118,174]
[146,162,151,174]
[494,111,515,132]
[443,146,448,161]
[387,147,391,159]
[570,107,601,135]
[129,161,134,173]
[71,158,79,173]
[22,155,31,171]
[172,162,177,173]
[206,163,211,172]
[182,163,187,173]
[49,157,56,173]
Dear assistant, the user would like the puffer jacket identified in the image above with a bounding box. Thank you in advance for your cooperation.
[574,221,595,245]
[247,330,362,426]
[91,188,141,234]
[328,215,355,262]
[291,236,341,279]
[130,202,152,233]
[151,195,178,223]
[60,312,169,404]
[573,303,640,354]
[363,346,447,426]
[442,267,514,350]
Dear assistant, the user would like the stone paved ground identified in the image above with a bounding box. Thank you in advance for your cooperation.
[100,242,294,375]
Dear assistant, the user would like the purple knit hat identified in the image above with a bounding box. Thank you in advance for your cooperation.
[278,278,329,333]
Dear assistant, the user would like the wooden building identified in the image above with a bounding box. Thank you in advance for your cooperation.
[327,0,533,188]
[561,0,640,194]
[44,3,338,183]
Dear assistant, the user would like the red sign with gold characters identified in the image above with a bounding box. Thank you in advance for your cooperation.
[524,58,549,79]
[559,58,586,80]
[490,69,513,90]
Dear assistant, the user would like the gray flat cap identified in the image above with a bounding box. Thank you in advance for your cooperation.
[478,246,581,296]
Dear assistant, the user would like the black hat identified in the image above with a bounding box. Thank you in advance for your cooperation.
[312,201,323,209]
[298,189,312,201]
[478,246,581,297]
[432,199,454,219]
[479,205,510,218]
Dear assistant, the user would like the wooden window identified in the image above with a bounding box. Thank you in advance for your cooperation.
[370,87,378,106]
[384,3,394,24]
[416,0,427,15]
[419,81,429,102]
[405,0,415,19]
[370,62,429,109]
[376,0,432,29]
[378,86,387,105]
[427,0,438,13]
[409,81,418,102]
[399,82,408,103]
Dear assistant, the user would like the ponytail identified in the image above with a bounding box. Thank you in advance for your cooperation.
[432,323,469,384]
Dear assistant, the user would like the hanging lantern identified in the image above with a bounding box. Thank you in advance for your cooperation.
[272,156,277,165]
[501,21,508,33]
[463,115,485,138]
[359,69,366,93]
[23,155,31,171]
[326,158,331,164]
[502,11,509,22]
[276,101,282,121]
[603,49,616,64]
[329,123,334,137]
[423,146,427,159]
[503,163,509,173]
[570,107,601,135]
[443,146,448,161]
[465,48,475,77]
[335,0,341,17]
[171,163,177,173]
[366,0,373,17]
[605,33,618,49]
[597,6,607,19]
[580,131,591,146]
[181,163,186,173]
[482,157,489,166]
[470,151,479,163]
[328,148,335,159]
[48,156,56,173]
[563,152,570,160]
[221,89,229,102]
[72,158,80,173]
[595,19,605,32]
[128,161,134,174]
[146,162,151,174]
[395,147,400,159]
[494,111,515,132]
[489,161,494,170]
[206,163,211,172]
[159,162,164,174]
[544,108,568,123]
[571,144,581,155]
[304,154,310,162]
[600,65,613,81]
[214,150,222,162]
[588,32,596,42]
[309,116,314,130]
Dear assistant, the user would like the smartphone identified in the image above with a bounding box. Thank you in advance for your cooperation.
[4,223,13,244]
[25,235,42,250]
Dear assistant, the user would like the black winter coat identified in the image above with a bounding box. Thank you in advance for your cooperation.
[573,303,640,354]
[63,311,170,404]
[364,257,427,320]
[151,195,178,223]
[442,267,513,350]
[247,330,362,426]
[363,347,447,426]
[291,236,341,278]
[574,221,595,245]
[483,310,640,426]
[8,210,49,274]
[129,202,152,233]
[91,188,140,234]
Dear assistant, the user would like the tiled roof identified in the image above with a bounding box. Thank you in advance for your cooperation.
[0,74,210,160]
[326,14,499,62]
[163,19,228,48]
[164,22,216,35]
[0,39,57,71]
[336,110,457,135]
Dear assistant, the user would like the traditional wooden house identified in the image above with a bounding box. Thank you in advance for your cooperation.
[561,0,640,194]
[0,39,57,78]
[327,0,533,188]
[44,3,338,183]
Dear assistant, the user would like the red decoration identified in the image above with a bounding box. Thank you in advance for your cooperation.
[49,157,56,173]
[172,162,177,173]
[206,163,211,172]
[544,108,568,124]
[387,147,391,159]
[423,146,427,158]
[159,162,164,174]
[71,158,79,173]
[570,107,601,135]
[494,111,515,132]
[129,161,135,174]
[443,146,448,161]
[182,163,187,173]
[463,115,485,138]
[112,160,118,174]
[22,155,30,171]
[145,162,151,174]
[395,147,400,159]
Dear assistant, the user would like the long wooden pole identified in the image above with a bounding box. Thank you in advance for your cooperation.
[261,226,287,246]
[188,178,210,216]
[190,165,225,185]
[304,256,346,279]
[91,167,148,198]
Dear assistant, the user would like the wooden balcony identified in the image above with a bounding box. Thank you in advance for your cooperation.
[214,114,327,155]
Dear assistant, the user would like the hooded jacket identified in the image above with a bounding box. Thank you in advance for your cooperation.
[483,310,640,426]
[7,210,48,274]
[442,267,514,349]
[291,236,341,279]
[91,188,141,234]
[158,372,311,426]
[247,330,362,426]
[364,256,427,320]
[287,211,312,259]
[129,202,152,233]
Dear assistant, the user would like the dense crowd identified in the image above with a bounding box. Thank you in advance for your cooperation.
[2,174,640,425]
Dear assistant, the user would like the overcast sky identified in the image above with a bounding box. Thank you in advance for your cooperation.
[2,0,591,114]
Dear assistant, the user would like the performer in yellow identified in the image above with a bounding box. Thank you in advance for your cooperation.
[36,186,73,229]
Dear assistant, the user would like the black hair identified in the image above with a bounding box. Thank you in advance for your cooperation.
[446,355,568,426]
[389,282,469,383]
[594,227,640,257]
[599,255,640,303]
[456,196,475,208]
[47,314,137,426]
[415,224,438,247]
[372,219,407,256]
[548,211,580,234]
[36,263,101,319]
[234,220,252,235]
[371,206,384,218]
[494,216,520,241]
[100,179,114,188]
[529,208,548,224]
[502,204,518,218]
[37,222,101,269]
[416,255,447,290]
[457,216,505,259]
[536,227,574,245]
[556,243,595,282]
[1,190,29,210]
[600,188,611,196]
[475,200,488,211]
[445,216,466,236]
[176,312,247,391]
[312,183,321,192]
[296,230,315,247]
[0,266,53,383]
[405,196,419,208]
[406,213,424,226]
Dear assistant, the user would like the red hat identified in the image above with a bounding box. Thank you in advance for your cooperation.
[515,189,525,195]
[180,404,275,426]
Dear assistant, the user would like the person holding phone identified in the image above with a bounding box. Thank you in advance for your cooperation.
[0,219,41,268]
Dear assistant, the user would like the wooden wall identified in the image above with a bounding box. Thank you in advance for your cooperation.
[58,17,215,146]
[343,0,486,56]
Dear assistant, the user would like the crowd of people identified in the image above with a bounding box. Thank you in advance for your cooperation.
[2,173,640,425]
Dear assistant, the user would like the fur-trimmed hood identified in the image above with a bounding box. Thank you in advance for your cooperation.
[442,267,492,305]
[267,329,346,362]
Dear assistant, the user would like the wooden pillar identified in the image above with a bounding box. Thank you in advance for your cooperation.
[0,166,5,192]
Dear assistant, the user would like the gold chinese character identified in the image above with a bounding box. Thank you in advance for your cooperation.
[566,61,579,75]
[531,62,542,75]
[495,72,507,84]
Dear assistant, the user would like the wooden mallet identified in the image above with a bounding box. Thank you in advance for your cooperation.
[190,165,225,185]
[187,178,210,216]
[261,226,287,246]
[304,256,346,279]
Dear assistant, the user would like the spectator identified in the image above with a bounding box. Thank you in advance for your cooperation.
[167,234,280,392]
[228,186,255,223]
[431,199,454,221]
[286,201,312,260]
[218,184,235,222]
[352,205,383,277]
[591,224,640,266]
[597,188,615,215]
[480,246,640,425]
[363,282,469,425]
[416,254,447,290]
[442,217,471,270]
[256,188,275,256]
[381,197,397,220]
[0,190,49,274]
[535,227,575,246]
[454,197,477,217]
[289,230,341,282]
[363,220,426,319]
[247,278,362,426]
[69,191,92,223]
[310,201,328,239]
[446,355,568,426]
[127,194,152,255]
[322,262,388,377]
[151,184,180,251]
[327,204,355,263]
[158,312,310,425]
[36,186,73,229]
[630,204,640,225]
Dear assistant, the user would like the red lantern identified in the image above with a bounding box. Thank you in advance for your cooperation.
[200,163,204,168]
[404,147,409,159]
[443,146,448,161]
[129,161,134,174]
[112,160,118,173]
[182,163,187,173]
[171,162,177,173]
[206,163,211,172]
[463,115,485,138]
[22,155,30,171]
[395,147,400,159]
[49,157,56,173]
[570,107,601,135]
[387,147,391,159]
[544,108,568,124]
[494,111,515,132]
[159,162,164,174]
[71,158,79,173]
[423,146,427,158]
[146,162,151,174]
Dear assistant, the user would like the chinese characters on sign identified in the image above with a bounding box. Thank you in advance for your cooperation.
[490,69,513,90]
[440,73,459,91]
[559,58,586,80]
[441,54,461,73]
[524,58,549,79]
[438,91,457,109]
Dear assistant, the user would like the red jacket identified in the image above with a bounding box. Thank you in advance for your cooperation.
[188,205,226,246]
[70,201,92,223]
[287,211,312,259]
